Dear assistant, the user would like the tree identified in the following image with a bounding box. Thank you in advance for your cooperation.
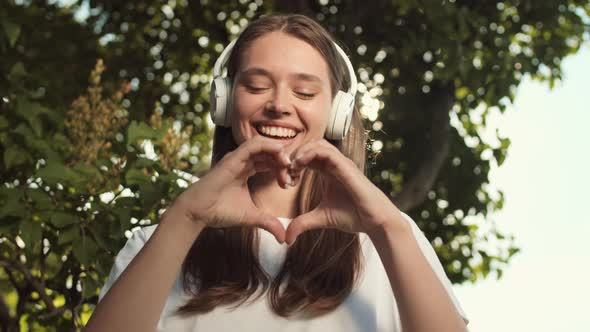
[0,0,588,330]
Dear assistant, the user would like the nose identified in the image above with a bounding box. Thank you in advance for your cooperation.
[264,88,292,116]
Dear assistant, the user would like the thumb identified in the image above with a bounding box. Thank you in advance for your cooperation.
[243,209,286,244]
[285,209,325,246]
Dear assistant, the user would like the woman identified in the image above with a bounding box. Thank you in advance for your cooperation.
[87,14,469,332]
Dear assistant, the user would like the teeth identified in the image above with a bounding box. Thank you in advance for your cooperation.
[257,125,297,138]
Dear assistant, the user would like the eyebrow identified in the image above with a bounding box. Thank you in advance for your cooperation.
[238,67,324,84]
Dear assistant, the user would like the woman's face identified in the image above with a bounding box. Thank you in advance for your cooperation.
[231,31,333,151]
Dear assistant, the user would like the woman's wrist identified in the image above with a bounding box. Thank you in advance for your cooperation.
[365,208,411,241]
[161,199,206,234]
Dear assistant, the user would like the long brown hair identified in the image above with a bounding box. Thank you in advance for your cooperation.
[176,14,369,318]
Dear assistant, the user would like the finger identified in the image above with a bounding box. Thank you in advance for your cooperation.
[252,161,274,173]
[249,160,291,190]
[289,139,336,171]
[230,137,291,179]
[280,167,292,188]
[254,153,291,188]
[287,140,338,187]
[285,209,325,246]
[251,149,291,167]
[243,210,286,244]
[237,136,290,167]
[291,144,370,202]
[293,146,346,177]
[286,142,319,183]
[288,166,306,187]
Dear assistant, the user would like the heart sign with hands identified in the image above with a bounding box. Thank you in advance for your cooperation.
[283,139,404,246]
[173,135,292,244]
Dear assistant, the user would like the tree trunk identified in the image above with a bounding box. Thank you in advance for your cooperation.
[392,83,454,211]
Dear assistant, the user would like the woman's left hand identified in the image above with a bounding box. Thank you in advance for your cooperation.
[284,139,405,245]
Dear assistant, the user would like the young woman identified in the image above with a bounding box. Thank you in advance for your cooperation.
[87,14,469,332]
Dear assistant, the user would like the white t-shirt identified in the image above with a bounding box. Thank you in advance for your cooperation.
[98,212,469,331]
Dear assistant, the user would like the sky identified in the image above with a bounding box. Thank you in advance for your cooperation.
[452,43,590,332]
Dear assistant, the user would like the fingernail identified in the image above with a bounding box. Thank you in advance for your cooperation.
[286,174,292,187]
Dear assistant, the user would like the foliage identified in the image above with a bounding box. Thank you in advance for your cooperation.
[0,0,588,330]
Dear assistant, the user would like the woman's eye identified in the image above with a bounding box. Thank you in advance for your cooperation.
[295,91,316,99]
[246,85,268,93]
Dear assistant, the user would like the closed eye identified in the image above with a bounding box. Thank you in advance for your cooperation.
[245,85,269,94]
[295,91,316,100]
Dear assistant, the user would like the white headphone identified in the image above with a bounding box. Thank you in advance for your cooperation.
[209,38,358,140]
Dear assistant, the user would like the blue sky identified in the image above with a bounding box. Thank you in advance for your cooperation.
[452,43,590,332]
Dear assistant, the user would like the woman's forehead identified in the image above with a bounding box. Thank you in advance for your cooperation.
[238,31,331,85]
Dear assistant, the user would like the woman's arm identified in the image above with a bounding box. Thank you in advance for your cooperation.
[367,213,468,332]
[86,137,290,331]
[85,206,205,332]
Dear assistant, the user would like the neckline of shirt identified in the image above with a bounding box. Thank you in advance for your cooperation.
[276,216,293,230]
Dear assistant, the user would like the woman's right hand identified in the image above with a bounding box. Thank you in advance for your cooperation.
[170,136,291,243]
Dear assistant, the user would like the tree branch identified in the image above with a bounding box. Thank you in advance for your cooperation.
[0,258,62,317]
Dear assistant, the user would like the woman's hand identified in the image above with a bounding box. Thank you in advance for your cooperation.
[284,139,404,245]
[171,136,292,243]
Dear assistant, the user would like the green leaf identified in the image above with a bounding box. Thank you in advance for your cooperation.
[2,20,20,47]
[72,161,103,183]
[139,182,163,206]
[72,233,98,266]
[50,212,79,228]
[57,226,79,246]
[3,145,30,170]
[8,62,26,80]
[82,275,100,300]
[86,225,109,251]
[26,189,53,210]
[125,167,148,186]
[44,252,63,279]
[114,196,137,208]
[134,157,158,169]
[20,219,42,249]
[0,188,25,218]
[15,97,49,137]
[127,121,167,145]
[12,122,34,140]
[36,158,82,187]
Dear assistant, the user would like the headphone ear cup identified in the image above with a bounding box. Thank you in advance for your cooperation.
[326,91,355,140]
[210,77,232,127]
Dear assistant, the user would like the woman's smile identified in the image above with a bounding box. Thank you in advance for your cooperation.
[252,120,302,147]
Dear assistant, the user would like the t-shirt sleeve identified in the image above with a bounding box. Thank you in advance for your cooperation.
[97,226,155,304]
[399,211,470,326]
